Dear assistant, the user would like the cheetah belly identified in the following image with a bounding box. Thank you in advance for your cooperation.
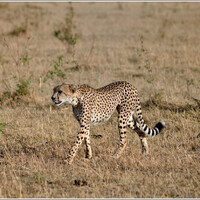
[90,109,115,125]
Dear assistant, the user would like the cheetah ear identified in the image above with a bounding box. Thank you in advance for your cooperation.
[70,85,77,93]
[72,85,78,93]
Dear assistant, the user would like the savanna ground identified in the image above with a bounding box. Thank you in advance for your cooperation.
[0,2,199,198]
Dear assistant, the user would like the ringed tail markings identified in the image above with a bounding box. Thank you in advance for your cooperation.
[135,102,165,137]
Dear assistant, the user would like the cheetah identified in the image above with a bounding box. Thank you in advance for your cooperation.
[51,81,165,164]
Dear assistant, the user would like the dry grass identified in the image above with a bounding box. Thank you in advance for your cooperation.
[0,2,200,198]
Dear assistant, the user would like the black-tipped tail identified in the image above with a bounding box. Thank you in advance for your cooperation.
[153,121,165,136]
[139,121,165,137]
[155,121,165,131]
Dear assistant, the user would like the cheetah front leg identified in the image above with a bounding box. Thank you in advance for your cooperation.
[64,124,91,165]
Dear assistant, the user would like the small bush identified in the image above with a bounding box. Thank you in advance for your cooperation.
[9,25,27,36]
[20,54,32,65]
[43,55,66,83]
[54,4,78,51]
[16,80,30,96]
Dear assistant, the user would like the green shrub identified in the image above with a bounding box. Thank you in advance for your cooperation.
[43,55,66,83]
[16,80,30,96]
[54,4,77,46]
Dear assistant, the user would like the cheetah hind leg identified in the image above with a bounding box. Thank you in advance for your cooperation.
[127,115,149,155]
[112,114,128,159]
[85,136,92,159]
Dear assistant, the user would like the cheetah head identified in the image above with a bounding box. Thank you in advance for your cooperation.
[51,83,78,106]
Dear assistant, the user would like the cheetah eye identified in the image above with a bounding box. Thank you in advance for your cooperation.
[58,90,62,95]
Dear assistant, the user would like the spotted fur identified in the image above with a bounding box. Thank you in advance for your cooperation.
[51,81,165,164]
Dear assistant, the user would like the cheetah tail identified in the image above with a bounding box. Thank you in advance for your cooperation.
[135,103,165,137]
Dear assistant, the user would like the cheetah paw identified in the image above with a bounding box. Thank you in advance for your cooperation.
[112,152,120,159]
[63,156,73,165]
